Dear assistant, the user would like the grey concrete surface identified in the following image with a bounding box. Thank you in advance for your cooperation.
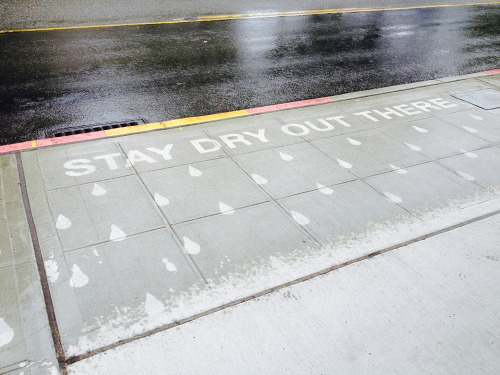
[140,157,270,223]
[67,213,500,375]
[311,129,430,178]
[1,75,499,372]
[233,142,355,199]
[0,155,58,375]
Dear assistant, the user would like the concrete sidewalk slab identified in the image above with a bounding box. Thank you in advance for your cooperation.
[1,73,499,372]
[232,142,356,199]
[67,213,500,375]
[0,155,58,375]
[140,157,270,223]
[381,117,490,159]
[173,202,319,284]
[311,129,430,178]
[118,127,226,173]
[438,146,500,189]
[365,162,490,220]
[277,180,409,245]
[437,109,500,143]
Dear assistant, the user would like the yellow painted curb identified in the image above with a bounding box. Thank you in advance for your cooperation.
[104,122,162,136]
[160,110,250,128]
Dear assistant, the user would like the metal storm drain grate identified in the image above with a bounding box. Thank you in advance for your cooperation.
[45,119,147,138]
[451,89,500,110]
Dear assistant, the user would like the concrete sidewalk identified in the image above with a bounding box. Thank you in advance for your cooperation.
[0,72,499,374]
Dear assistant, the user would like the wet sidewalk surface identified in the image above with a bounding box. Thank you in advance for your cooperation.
[1,73,500,374]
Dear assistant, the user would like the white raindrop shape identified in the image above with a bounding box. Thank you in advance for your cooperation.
[389,164,408,174]
[69,264,89,288]
[459,149,478,159]
[463,126,478,134]
[55,214,71,230]
[469,114,483,120]
[337,159,352,169]
[316,183,333,195]
[405,142,421,151]
[109,225,126,242]
[291,210,310,226]
[189,166,203,177]
[154,193,170,207]
[0,318,14,348]
[412,125,428,133]
[279,152,294,161]
[251,173,268,185]
[346,137,362,146]
[44,259,59,283]
[145,292,164,316]
[219,201,235,215]
[162,258,177,272]
[456,171,475,181]
[384,192,403,203]
[183,237,200,255]
[91,183,106,196]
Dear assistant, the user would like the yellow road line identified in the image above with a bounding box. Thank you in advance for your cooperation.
[1,2,499,34]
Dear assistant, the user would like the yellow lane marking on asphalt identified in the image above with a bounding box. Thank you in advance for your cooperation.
[104,122,162,136]
[1,2,499,34]
[161,110,250,128]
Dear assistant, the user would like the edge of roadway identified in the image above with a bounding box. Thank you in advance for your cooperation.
[0,68,498,155]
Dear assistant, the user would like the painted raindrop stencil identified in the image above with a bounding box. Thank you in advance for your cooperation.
[412,125,428,133]
[162,258,177,272]
[44,259,59,283]
[346,137,362,146]
[291,210,310,226]
[91,183,106,196]
[109,225,126,241]
[384,192,403,203]
[55,214,71,230]
[456,171,475,181]
[469,114,483,120]
[279,152,294,161]
[183,237,200,255]
[389,164,408,174]
[69,264,89,288]
[337,159,352,169]
[462,126,478,134]
[460,149,478,159]
[154,193,170,207]
[219,202,235,215]
[145,292,164,316]
[189,166,203,177]
[251,173,268,185]
[405,142,421,151]
[0,318,14,348]
[316,183,333,195]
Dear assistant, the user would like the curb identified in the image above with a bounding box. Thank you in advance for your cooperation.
[0,69,498,155]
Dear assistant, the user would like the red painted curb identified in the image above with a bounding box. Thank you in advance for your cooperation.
[246,97,334,114]
[483,69,500,76]
[0,131,106,154]
[0,141,34,153]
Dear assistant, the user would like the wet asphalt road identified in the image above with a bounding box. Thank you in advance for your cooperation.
[0,5,499,144]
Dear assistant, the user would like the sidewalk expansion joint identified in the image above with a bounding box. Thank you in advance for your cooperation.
[65,208,499,366]
[15,152,68,375]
